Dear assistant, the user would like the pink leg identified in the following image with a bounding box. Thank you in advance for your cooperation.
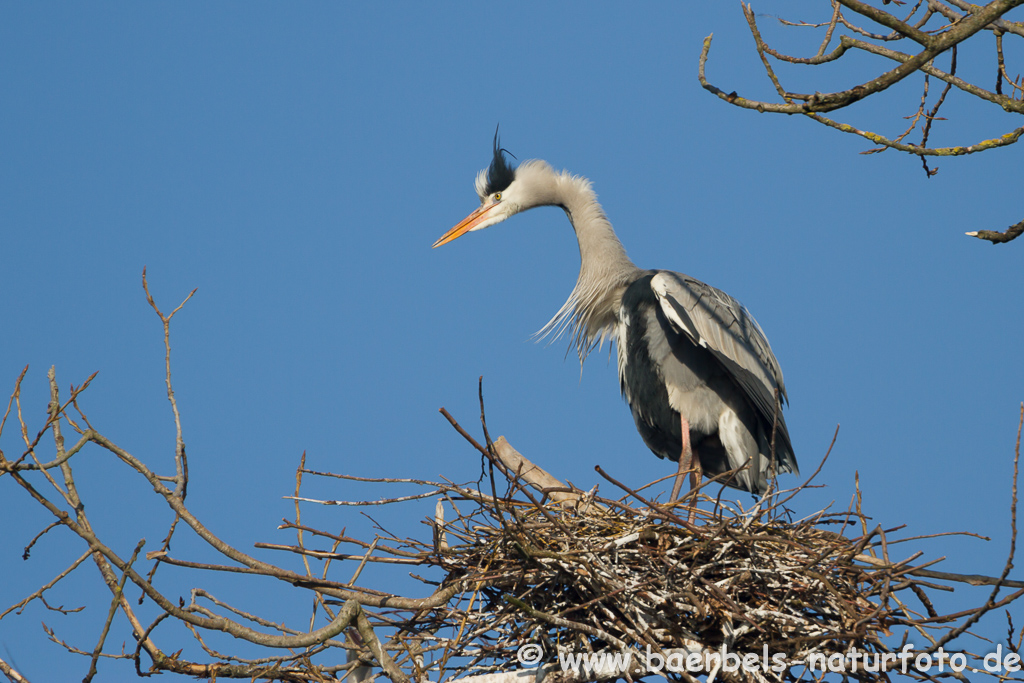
[669,416,701,501]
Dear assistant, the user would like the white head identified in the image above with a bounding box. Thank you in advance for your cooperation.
[433,132,557,248]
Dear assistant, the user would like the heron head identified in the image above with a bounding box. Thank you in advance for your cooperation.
[432,131,522,248]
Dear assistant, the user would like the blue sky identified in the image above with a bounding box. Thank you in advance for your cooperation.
[2,4,1023,679]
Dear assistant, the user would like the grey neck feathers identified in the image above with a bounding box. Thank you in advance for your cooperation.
[531,164,641,363]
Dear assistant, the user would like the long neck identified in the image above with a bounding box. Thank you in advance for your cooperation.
[533,165,641,362]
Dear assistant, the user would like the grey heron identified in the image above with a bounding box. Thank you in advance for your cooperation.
[433,134,798,499]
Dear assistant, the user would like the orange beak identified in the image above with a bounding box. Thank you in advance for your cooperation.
[432,202,502,248]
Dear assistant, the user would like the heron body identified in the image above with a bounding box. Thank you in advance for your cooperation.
[434,134,797,496]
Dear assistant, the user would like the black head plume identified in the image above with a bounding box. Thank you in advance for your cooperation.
[484,126,517,196]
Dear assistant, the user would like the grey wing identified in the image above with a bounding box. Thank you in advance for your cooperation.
[649,271,791,446]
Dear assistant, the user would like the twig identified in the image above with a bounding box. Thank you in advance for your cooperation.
[84,540,144,683]
[141,267,193,500]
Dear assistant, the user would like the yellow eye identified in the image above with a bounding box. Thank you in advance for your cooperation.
[494,192,502,201]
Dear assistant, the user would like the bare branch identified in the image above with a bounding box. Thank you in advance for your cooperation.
[0,656,30,683]
[141,267,193,499]
[1,550,91,619]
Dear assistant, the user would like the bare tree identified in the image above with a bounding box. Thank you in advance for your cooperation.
[2,273,1024,682]
[700,1,1024,244]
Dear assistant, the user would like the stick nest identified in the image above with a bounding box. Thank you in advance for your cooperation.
[432,489,874,668]
[329,434,977,683]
